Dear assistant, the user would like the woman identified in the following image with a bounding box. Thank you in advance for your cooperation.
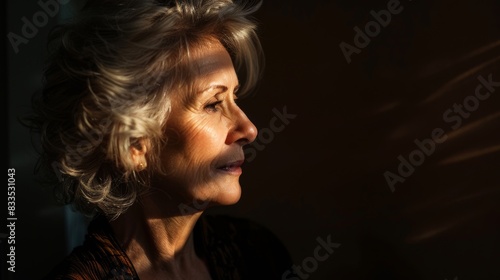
[26,0,293,279]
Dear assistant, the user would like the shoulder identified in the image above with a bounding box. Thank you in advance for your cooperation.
[42,217,137,280]
[198,214,294,279]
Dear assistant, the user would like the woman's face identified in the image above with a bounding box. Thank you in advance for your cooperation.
[154,40,258,208]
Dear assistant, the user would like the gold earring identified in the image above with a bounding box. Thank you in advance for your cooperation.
[138,162,146,171]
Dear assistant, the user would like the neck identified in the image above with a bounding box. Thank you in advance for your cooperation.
[110,191,208,279]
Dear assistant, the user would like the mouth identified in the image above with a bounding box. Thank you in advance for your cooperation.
[216,160,244,175]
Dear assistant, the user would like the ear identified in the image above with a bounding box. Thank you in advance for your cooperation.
[130,138,149,171]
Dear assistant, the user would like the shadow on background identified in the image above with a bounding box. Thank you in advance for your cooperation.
[5,0,500,279]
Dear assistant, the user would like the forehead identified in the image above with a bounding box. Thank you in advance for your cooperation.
[191,40,235,80]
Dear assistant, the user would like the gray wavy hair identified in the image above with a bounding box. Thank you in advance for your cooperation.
[25,0,264,220]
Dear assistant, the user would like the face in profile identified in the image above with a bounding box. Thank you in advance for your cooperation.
[153,39,258,208]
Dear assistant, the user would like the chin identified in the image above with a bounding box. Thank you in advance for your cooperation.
[209,183,242,206]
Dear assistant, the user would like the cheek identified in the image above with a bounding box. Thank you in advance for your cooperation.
[165,117,227,171]
[187,123,221,166]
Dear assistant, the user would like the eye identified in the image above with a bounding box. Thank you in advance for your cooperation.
[233,86,240,102]
[204,100,223,112]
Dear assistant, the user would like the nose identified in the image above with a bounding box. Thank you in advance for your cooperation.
[226,104,258,146]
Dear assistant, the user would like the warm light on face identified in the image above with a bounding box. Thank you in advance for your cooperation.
[154,39,258,208]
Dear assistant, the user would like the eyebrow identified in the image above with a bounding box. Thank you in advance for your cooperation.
[198,84,240,94]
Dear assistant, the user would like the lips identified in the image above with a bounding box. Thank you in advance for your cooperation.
[217,160,244,173]
[217,160,244,170]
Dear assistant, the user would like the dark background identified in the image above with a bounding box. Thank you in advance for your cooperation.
[4,0,500,279]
